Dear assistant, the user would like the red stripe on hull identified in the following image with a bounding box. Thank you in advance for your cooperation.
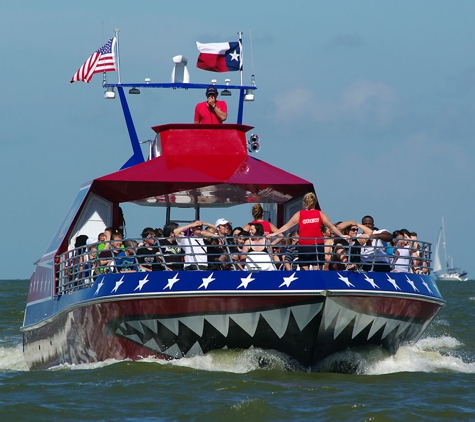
[335,295,441,320]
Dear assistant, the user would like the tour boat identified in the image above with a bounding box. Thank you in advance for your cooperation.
[21,73,445,370]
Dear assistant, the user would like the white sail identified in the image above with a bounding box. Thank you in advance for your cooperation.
[433,227,442,273]
[435,217,468,281]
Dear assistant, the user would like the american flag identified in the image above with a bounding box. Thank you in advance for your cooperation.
[70,38,116,83]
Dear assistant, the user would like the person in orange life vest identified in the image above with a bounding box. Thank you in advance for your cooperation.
[194,86,228,124]
[268,192,346,270]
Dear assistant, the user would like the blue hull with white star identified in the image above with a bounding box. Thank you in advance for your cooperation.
[22,268,444,370]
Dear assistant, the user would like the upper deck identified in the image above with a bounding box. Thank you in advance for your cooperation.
[104,81,258,170]
[35,80,316,283]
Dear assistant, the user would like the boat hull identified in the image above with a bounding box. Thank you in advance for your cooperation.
[436,273,468,282]
[22,270,445,370]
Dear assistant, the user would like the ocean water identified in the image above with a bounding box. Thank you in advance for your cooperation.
[1,279,474,421]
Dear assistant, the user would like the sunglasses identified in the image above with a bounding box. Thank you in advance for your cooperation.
[349,228,358,232]
[207,93,216,97]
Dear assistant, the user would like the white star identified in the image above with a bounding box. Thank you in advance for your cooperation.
[364,274,380,289]
[229,50,240,62]
[134,274,150,291]
[405,275,419,292]
[199,273,215,289]
[94,277,104,295]
[337,272,355,287]
[421,277,433,293]
[237,273,255,289]
[164,273,180,290]
[111,276,125,293]
[386,274,401,290]
[279,272,298,288]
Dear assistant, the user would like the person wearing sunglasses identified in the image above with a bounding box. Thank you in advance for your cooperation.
[337,220,372,271]
[194,86,228,124]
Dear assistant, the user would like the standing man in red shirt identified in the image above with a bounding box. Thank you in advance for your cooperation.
[194,86,228,124]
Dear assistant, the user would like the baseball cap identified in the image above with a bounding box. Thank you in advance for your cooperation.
[215,218,232,227]
[86,237,98,245]
[206,86,218,96]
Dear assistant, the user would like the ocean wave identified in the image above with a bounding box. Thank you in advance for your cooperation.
[3,335,474,375]
[141,348,304,373]
[364,336,475,375]
[150,335,475,375]
[0,344,28,372]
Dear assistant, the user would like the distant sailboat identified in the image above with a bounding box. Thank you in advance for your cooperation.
[433,217,468,281]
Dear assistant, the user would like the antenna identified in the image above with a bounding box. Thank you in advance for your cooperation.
[249,26,255,75]
[115,29,121,84]
[237,31,243,86]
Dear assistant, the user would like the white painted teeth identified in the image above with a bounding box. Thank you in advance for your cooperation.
[185,342,203,358]
[292,303,324,332]
[204,314,230,337]
[117,300,420,359]
[118,303,324,357]
[324,298,420,341]
[229,312,260,337]
[162,343,182,358]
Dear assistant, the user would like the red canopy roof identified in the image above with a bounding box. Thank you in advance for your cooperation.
[91,124,315,207]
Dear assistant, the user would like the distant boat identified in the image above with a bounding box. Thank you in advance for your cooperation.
[433,217,468,281]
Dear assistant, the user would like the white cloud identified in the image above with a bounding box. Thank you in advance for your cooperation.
[340,79,399,123]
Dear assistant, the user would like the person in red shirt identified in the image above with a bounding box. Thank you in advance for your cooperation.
[268,192,346,270]
[243,203,278,235]
[194,86,228,124]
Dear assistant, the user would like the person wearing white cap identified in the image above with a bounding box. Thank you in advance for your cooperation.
[209,218,233,269]
[215,218,232,237]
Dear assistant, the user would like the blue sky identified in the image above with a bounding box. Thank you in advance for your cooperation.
[1,1,474,280]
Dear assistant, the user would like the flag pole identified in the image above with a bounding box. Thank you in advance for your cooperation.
[238,31,243,86]
[115,28,121,84]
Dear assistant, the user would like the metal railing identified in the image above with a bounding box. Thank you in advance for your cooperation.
[54,236,433,295]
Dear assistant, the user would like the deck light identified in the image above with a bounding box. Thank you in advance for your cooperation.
[221,79,232,96]
[129,87,140,94]
[247,134,260,153]
[245,74,255,101]
[244,89,254,101]
[104,86,116,99]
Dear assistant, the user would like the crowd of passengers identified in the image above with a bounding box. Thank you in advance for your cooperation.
[68,203,429,281]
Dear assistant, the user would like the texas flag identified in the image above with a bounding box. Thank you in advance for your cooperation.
[196,41,242,72]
